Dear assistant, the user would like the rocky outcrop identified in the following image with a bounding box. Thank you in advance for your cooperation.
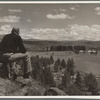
[0,63,8,78]
[44,87,66,96]
[0,60,24,79]
[0,77,45,96]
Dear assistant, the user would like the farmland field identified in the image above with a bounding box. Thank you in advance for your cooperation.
[30,51,100,75]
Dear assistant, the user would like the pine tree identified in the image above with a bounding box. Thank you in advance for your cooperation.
[61,59,67,68]
[62,68,71,88]
[50,55,54,64]
[56,58,61,66]
[43,67,56,87]
[46,58,51,65]
[84,73,98,95]
[43,57,48,67]
[35,61,43,81]
[54,58,61,72]
[67,58,75,76]
[36,55,39,60]
[75,71,83,90]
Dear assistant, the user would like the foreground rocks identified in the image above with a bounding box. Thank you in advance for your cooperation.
[44,87,66,96]
[0,62,66,96]
[0,77,45,96]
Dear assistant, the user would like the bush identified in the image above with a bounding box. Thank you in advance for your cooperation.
[65,83,83,95]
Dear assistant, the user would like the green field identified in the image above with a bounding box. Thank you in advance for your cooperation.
[30,51,100,75]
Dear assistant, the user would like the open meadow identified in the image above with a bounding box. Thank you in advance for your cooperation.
[30,51,100,75]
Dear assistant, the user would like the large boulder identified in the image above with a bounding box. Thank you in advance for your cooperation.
[0,60,24,79]
[44,87,66,96]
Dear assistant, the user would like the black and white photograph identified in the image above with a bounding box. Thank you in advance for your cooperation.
[0,2,100,96]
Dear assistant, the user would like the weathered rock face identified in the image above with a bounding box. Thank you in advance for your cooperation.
[0,61,46,96]
[8,61,24,78]
[0,77,46,96]
[0,60,24,79]
[0,63,8,78]
[44,87,66,96]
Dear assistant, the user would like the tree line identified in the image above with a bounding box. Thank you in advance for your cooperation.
[49,45,86,52]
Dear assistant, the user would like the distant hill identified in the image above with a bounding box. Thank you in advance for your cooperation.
[23,39,100,51]
[0,35,100,51]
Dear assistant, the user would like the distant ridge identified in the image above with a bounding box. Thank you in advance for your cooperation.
[0,35,100,49]
[23,38,100,42]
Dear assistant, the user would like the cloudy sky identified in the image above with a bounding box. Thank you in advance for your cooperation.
[0,3,100,41]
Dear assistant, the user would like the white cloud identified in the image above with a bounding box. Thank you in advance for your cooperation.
[70,7,77,11]
[0,15,20,23]
[0,24,12,35]
[95,12,100,15]
[95,7,100,15]
[46,13,75,20]
[8,9,22,13]
[59,8,67,12]
[46,13,66,19]
[53,8,67,13]
[95,7,100,11]
[20,24,100,41]
[26,19,32,22]
[21,28,69,40]
[69,24,100,41]
[69,5,79,11]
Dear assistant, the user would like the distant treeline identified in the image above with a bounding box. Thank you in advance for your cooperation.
[49,45,86,51]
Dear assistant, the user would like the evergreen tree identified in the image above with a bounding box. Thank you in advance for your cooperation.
[84,73,99,95]
[46,58,51,65]
[39,56,44,64]
[32,60,43,81]
[43,57,48,67]
[35,61,43,81]
[56,58,61,66]
[61,59,67,68]
[36,55,39,60]
[43,67,56,87]
[67,58,75,76]
[50,55,54,64]
[54,58,61,72]
[62,68,71,88]
[65,83,82,95]
[75,71,83,90]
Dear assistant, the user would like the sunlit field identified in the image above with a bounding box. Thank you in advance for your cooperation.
[30,51,100,75]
